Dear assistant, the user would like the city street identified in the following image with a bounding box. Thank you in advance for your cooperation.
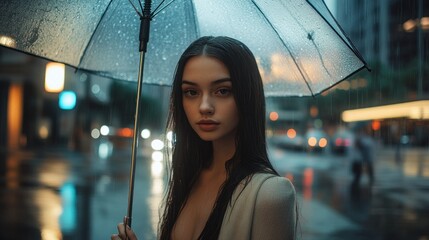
[1,140,429,240]
[1,1,428,239]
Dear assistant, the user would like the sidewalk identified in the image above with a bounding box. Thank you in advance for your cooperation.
[374,147,429,188]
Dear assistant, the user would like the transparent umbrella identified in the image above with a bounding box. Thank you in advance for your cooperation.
[0,0,369,225]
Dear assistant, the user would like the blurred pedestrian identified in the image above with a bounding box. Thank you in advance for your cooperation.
[353,126,375,185]
[111,36,297,240]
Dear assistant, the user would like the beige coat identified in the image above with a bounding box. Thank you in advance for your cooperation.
[218,173,296,240]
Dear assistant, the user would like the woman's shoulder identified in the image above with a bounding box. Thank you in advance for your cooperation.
[249,173,297,240]
[251,173,296,200]
[221,172,296,239]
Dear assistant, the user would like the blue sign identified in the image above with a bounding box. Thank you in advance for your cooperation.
[59,91,76,110]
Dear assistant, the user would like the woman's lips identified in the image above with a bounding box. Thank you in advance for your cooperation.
[197,120,219,131]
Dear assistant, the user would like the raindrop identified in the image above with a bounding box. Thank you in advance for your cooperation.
[28,28,39,45]
[91,84,101,94]
[162,56,167,61]
[80,73,88,82]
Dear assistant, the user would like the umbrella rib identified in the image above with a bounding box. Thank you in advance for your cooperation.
[151,0,166,16]
[76,0,119,71]
[306,0,370,71]
[189,0,200,36]
[152,0,177,17]
[250,0,314,96]
[280,2,336,93]
[137,0,144,12]
[127,0,143,17]
[307,31,333,79]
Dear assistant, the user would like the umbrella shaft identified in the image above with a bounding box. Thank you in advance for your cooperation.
[139,0,152,52]
[127,51,146,227]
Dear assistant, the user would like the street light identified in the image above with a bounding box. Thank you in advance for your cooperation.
[45,62,65,93]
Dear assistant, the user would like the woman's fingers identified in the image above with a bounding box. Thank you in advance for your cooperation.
[111,233,121,240]
[124,224,138,240]
[114,222,138,240]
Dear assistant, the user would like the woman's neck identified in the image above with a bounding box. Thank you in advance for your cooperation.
[207,136,236,175]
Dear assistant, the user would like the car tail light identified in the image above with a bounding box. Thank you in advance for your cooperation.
[335,138,342,146]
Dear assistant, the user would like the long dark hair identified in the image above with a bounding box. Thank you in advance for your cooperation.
[159,36,278,239]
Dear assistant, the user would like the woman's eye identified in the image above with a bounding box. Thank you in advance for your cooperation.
[183,89,198,97]
[216,88,232,96]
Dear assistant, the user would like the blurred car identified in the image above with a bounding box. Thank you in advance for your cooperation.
[331,128,355,155]
[271,129,305,151]
[305,128,329,153]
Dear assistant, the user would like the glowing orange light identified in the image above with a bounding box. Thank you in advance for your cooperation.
[372,120,381,131]
[303,168,313,200]
[403,19,416,32]
[308,137,317,147]
[286,128,296,138]
[117,128,133,137]
[421,17,429,30]
[309,106,318,117]
[269,112,279,121]
[318,138,328,148]
[303,168,313,187]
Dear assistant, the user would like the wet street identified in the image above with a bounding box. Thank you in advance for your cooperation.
[270,146,429,240]
[1,140,429,240]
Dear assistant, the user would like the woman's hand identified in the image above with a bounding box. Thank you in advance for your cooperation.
[111,217,138,240]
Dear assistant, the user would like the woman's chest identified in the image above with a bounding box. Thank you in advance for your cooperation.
[172,181,222,240]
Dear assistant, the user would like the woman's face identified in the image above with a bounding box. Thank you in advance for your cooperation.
[181,56,239,143]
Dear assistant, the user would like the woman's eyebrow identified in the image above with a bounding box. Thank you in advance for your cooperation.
[212,78,232,85]
[181,78,231,86]
[182,80,197,86]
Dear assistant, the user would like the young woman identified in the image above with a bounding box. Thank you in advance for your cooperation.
[112,36,297,240]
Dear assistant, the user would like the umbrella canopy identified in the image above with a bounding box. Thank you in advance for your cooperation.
[0,0,368,97]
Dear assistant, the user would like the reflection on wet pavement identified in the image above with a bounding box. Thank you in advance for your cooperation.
[270,146,429,240]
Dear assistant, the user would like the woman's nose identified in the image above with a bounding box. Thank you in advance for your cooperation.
[199,94,214,115]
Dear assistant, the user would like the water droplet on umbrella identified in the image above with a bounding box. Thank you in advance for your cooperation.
[28,28,39,45]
